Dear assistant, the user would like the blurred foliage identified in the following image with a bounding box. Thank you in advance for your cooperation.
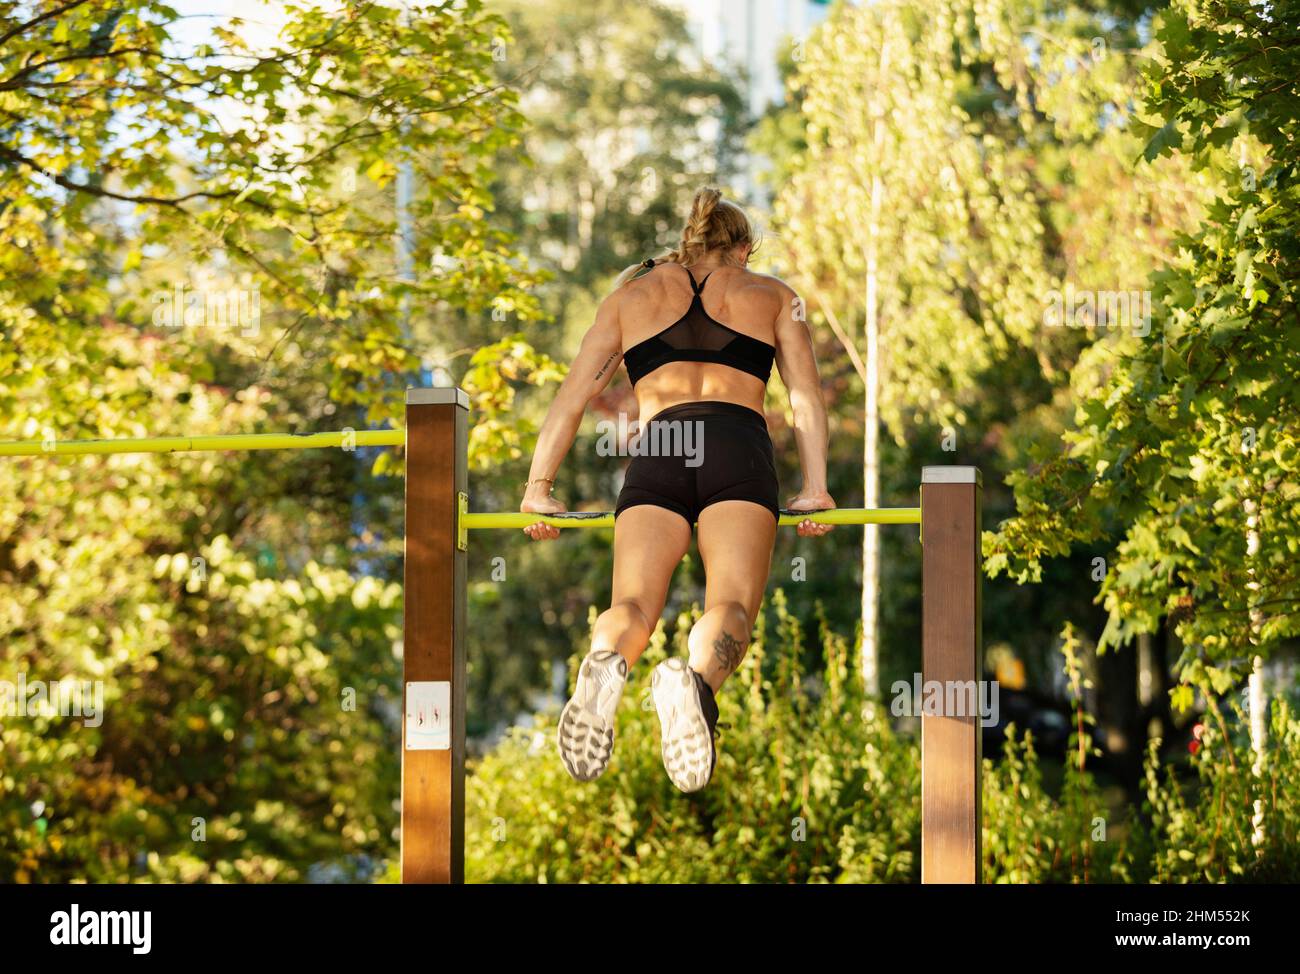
[1144,697,1300,883]
[983,623,1141,881]
[1,330,402,883]
[0,0,557,880]
[766,0,1210,441]
[987,0,1300,683]
[755,0,1215,739]
[485,0,749,312]
[775,0,1057,439]
[0,0,550,430]
[467,591,1298,883]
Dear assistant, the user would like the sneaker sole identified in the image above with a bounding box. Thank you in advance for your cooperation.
[556,653,627,782]
[652,658,715,793]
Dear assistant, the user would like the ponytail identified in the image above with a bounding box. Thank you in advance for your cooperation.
[613,186,756,288]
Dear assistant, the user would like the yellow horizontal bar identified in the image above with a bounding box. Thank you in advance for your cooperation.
[0,429,405,457]
[464,508,920,530]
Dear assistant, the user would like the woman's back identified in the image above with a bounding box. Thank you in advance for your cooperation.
[617,261,790,420]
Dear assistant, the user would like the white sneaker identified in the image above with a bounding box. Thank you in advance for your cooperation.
[652,658,719,793]
[556,650,628,782]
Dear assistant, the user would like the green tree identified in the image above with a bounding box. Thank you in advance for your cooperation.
[771,0,1058,694]
[486,0,747,316]
[986,0,1300,838]
[1,327,404,882]
[986,0,1299,696]
[1,0,547,427]
[761,1,1212,759]
[0,0,549,882]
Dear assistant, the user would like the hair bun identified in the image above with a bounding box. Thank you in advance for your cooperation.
[665,185,754,267]
[688,188,722,229]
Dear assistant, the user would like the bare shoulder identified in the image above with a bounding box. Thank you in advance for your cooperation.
[612,263,665,308]
[723,268,797,325]
[728,267,796,302]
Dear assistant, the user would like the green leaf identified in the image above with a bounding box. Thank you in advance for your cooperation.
[1142,120,1182,162]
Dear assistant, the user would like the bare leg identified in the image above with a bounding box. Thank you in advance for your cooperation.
[557,503,690,782]
[594,504,692,667]
[690,500,778,691]
[651,500,775,792]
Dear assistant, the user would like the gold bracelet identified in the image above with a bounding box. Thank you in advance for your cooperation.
[522,476,554,491]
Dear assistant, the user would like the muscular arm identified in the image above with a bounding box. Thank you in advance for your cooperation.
[523,291,624,503]
[773,285,830,498]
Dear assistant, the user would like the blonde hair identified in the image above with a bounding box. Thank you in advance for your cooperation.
[613,186,757,288]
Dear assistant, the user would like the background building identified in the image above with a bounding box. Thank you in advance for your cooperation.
[661,0,833,202]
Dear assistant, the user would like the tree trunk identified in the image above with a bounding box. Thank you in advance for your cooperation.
[1245,496,1266,850]
[1249,654,1266,848]
[1096,632,1142,783]
[1136,633,1154,707]
[859,39,889,699]
[860,307,879,698]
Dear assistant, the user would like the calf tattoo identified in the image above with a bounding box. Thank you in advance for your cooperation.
[712,630,745,674]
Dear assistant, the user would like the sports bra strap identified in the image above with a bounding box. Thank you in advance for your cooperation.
[683,266,712,297]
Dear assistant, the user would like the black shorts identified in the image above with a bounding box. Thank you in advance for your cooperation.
[614,400,780,527]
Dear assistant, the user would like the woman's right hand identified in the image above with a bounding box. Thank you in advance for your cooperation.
[785,489,837,538]
[521,491,567,541]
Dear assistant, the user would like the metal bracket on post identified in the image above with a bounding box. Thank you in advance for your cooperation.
[457,492,468,551]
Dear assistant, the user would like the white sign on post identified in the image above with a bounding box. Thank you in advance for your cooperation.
[405,681,451,751]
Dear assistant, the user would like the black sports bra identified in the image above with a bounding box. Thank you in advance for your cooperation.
[623,265,775,386]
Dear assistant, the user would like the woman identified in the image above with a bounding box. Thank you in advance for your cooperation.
[520,187,836,793]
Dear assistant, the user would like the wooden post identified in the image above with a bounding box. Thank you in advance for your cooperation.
[920,466,982,884]
[401,388,468,883]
